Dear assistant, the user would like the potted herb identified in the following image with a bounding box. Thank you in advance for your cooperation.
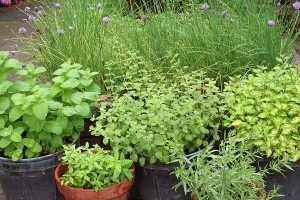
[222,60,300,198]
[55,143,134,200]
[173,138,282,200]
[91,55,222,200]
[0,51,100,199]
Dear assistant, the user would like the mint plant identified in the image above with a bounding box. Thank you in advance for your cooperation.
[60,143,133,191]
[222,60,300,162]
[91,55,221,165]
[0,51,100,160]
[173,138,282,200]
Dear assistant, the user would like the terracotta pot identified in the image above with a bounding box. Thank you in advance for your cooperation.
[55,163,135,200]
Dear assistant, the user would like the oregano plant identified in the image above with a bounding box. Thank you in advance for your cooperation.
[222,59,300,162]
[0,51,100,160]
[91,53,221,165]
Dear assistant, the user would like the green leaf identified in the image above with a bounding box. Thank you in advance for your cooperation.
[10,127,24,142]
[0,126,13,137]
[61,78,80,89]
[32,102,48,120]
[25,149,34,158]
[23,138,35,148]
[39,132,52,141]
[50,134,62,147]
[34,67,46,74]
[113,165,122,181]
[72,117,84,130]
[11,149,23,161]
[49,85,62,98]
[0,118,5,129]
[31,142,42,153]
[9,107,23,122]
[139,157,146,166]
[71,92,83,104]
[62,106,78,116]
[11,93,24,105]
[0,81,13,94]
[86,83,101,93]
[3,59,22,70]
[0,51,9,60]
[53,69,65,76]
[14,80,30,91]
[75,103,90,116]
[67,69,80,78]
[80,79,93,87]
[47,101,63,110]
[0,137,11,148]
[44,121,63,135]
[0,96,10,112]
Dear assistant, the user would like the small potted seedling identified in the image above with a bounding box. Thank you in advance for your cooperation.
[0,51,100,199]
[55,143,134,200]
[222,59,300,198]
[90,53,222,200]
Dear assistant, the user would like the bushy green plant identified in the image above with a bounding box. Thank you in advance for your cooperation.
[60,143,133,191]
[0,51,100,160]
[22,0,298,90]
[222,59,300,162]
[90,55,221,165]
[173,138,282,200]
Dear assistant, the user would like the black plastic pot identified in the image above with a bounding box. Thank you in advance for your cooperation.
[0,151,64,200]
[257,159,300,200]
[136,158,189,200]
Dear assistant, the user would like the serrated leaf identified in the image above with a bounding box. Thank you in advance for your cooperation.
[53,69,65,76]
[23,138,35,148]
[32,102,48,120]
[0,126,13,137]
[47,101,63,110]
[0,81,13,94]
[0,96,10,112]
[25,149,34,158]
[80,79,93,87]
[49,85,62,98]
[11,149,23,161]
[139,157,146,166]
[75,103,90,116]
[0,137,11,148]
[61,78,80,89]
[31,142,42,153]
[50,134,62,147]
[39,132,51,141]
[3,59,22,70]
[0,118,5,129]
[62,106,78,116]
[67,69,80,78]
[10,127,24,142]
[9,106,23,122]
[11,93,24,105]
[14,80,30,91]
[71,92,83,104]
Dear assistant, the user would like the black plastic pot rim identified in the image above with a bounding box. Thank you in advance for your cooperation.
[0,149,63,164]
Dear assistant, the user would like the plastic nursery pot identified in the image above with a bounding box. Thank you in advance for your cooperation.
[257,159,300,200]
[55,163,135,200]
[0,150,64,200]
[136,140,216,200]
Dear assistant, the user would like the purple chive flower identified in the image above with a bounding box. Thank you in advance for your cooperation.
[44,26,49,31]
[28,15,36,21]
[57,29,64,35]
[221,10,227,18]
[201,3,209,11]
[11,51,16,56]
[230,18,235,24]
[293,1,300,10]
[18,27,27,34]
[54,3,60,9]
[68,26,74,31]
[268,20,275,27]
[141,15,149,22]
[102,16,111,24]
[24,6,31,12]
[37,10,43,15]
[97,3,103,9]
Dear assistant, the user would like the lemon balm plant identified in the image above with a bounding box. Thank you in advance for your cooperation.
[0,51,100,160]
[222,59,300,162]
[0,51,100,199]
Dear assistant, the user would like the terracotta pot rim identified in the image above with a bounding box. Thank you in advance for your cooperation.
[55,162,135,193]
